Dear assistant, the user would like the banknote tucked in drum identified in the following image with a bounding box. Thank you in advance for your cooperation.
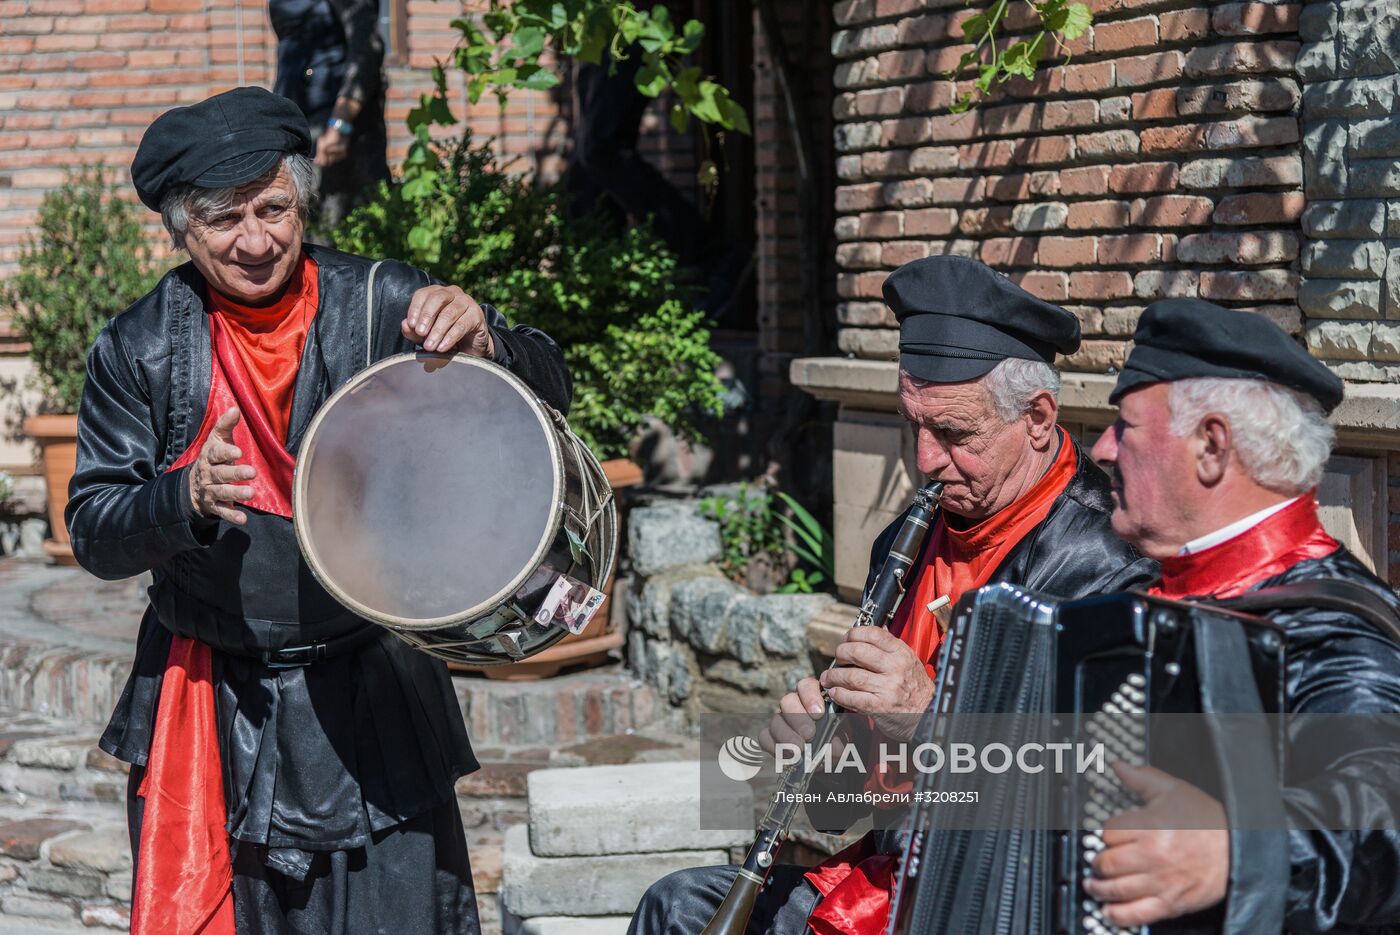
[293,353,618,665]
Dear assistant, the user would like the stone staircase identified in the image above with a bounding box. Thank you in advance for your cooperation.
[500,761,753,933]
[0,557,694,934]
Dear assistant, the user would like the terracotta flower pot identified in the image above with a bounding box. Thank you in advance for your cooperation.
[23,413,80,566]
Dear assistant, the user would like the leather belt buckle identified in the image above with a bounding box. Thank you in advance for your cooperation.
[261,642,329,669]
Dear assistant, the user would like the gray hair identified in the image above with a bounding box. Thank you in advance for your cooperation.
[981,357,1062,421]
[1167,377,1334,495]
[900,357,1061,423]
[159,152,316,249]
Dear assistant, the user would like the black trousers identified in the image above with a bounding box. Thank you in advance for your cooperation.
[128,766,481,935]
[628,863,820,935]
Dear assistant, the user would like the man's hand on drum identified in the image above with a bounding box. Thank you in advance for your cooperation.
[759,677,846,760]
[820,627,934,740]
[188,406,255,526]
[403,285,496,358]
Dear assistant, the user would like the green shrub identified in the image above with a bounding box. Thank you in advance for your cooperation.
[334,131,724,459]
[2,167,160,413]
[699,484,835,595]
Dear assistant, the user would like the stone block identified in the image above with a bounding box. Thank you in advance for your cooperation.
[1389,203,1400,237]
[1351,160,1400,196]
[503,825,725,916]
[1299,1,1338,41]
[1178,158,1231,189]
[0,818,87,860]
[1011,202,1069,233]
[836,327,898,360]
[1298,279,1384,318]
[528,763,750,858]
[668,576,745,651]
[1389,249,1400,317]
[1302,200,1386,239]
[46,826,130,873]
[1176,231,1299,265]
[629,565,722,639]
[10,736,96,770]
[1303,76,1398,119]
[834,120,881,152]
[1303,120,1350,197]
[1227,154,1304,188]
[1306,320,1373,359]
[704,659,773,693]
[106,868,132,900]
[1350,118,1400,158]
[1177,79,1299,115]
[1296,41,1338,80]
[23,865,105,898]
[0,894,76,921]
[1134,271,1199,300]
[1372,322,1400,361]
[519,918,632,935]
[1301,240,1387,279]
[724,594,836,662]
[628,504,721,577]
[82,905,131,929]
[1339,0,1400,76]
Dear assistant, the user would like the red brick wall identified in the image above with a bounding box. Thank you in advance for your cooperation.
[830,0,1306,372]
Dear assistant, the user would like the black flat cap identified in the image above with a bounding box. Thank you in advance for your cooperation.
[885,256,1080,383]
[1111,299,1345,413]
[131,87,312,211]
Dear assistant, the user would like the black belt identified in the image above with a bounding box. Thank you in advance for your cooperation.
[259,625,382,669]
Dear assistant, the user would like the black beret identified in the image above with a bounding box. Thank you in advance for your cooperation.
[885,256,1081,383]
[131,87,312,211]
[1111,299,1345,413]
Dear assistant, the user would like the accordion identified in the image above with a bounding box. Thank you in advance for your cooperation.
[887,584,1286,935]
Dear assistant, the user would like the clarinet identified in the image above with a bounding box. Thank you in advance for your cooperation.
[701,480,945,935]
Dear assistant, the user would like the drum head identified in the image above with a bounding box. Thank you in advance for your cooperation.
[294,354,562,628]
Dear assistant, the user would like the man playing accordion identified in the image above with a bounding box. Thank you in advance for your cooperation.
[1085,299,1400,931]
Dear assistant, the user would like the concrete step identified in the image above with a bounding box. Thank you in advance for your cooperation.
[504,914,631,935]
[527,761,751,858]
[500,824,725,919]
[456,668,677,749]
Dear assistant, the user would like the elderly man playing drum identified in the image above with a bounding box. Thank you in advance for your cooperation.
[66,88,569,934]
[630,257,1157,935]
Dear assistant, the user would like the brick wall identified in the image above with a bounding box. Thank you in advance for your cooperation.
[0,2,714,477]
[831,0,1311,373]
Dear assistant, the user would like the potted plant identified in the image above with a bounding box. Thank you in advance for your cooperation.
[335,131,725,675]
[2,168,159,563]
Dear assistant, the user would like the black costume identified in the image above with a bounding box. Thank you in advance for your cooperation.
[629,446,1156,935]
[68,244,570,932]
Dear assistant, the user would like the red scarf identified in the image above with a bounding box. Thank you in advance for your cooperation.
[803,430,1079,935]
[1153,494,1338,600]
[130,259,317,935]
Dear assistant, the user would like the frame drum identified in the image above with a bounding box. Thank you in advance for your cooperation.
[293,353,618,665]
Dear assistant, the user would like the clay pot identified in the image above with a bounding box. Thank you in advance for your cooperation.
[22,414,79,566]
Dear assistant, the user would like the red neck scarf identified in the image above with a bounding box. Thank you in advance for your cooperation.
[1153,494,1338,600]
[804,429,1080,935]
[130,260,318,935]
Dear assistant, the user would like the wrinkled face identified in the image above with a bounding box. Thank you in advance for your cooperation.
[1090,383,1197,558]
[183,164,304,305]
[898,372,1035,521]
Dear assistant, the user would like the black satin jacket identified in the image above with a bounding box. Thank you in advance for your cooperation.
[1250,548,1400,934]
[66,245,571,858]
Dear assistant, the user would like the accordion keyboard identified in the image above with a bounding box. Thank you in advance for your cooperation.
[1078,673,1147,935]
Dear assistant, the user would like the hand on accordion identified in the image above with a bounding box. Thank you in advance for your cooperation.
[1084,762,1228,927]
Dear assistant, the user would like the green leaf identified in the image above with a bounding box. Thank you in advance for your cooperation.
[960,12,989,41]
[668,102,690,134]
[634,62,668,97]
[1047,1,1092,39]
[518,66,560,91]
[512,25,547,59]
[678,18,704,53]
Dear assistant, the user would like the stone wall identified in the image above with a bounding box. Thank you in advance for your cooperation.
[624,500,834,716]
[1297,0,1400,381]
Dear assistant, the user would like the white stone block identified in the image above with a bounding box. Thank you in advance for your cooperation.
[527,761,751,857]
[501,824,726,917]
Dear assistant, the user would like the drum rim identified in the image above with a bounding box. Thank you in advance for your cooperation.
[292,351,565,630]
